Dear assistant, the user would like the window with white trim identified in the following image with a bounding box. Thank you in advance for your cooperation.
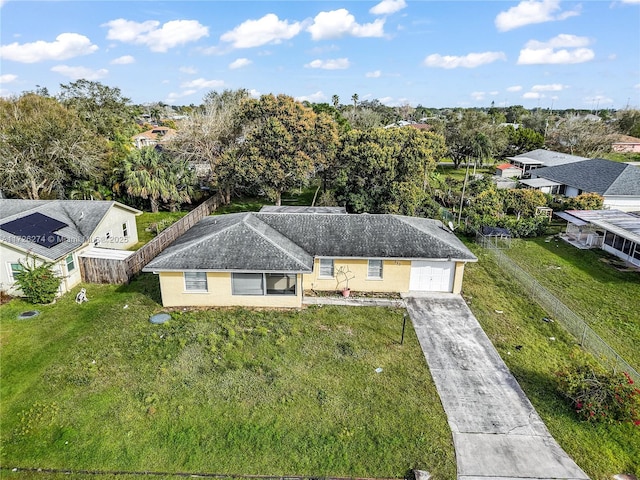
[65,254,76,272]
[122,222,129,238]
[184,272,208,292]
[232,273,264,295]
[367,259,383,279]
[232,273,297,296]
[8,263,23,281]
[318,258,334,278]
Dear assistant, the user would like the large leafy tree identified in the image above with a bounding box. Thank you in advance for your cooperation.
[114,147,196,212]
[239,94,335,205]
[0,93,107,199]
[546,117,614,156]
[502,126,545,157]
[167,89,250,204]
[334,127,445,215]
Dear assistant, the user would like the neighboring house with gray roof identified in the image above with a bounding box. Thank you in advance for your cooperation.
[508,149,588,178]
[523,159,640,212]
[0,200,141,296]
[143,212,477,308]
[554,209,640,267]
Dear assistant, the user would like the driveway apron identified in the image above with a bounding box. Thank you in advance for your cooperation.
[404,293,589,480]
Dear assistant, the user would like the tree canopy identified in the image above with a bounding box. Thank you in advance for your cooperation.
[0,93,107,199]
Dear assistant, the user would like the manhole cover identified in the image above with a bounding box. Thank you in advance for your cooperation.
[18,310,40,319]
[150,313,171,324]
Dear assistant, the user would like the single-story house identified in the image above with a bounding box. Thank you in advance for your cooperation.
[143,211,478,308]
[495,163,523,178]
[612,135,640,153]
[0,200,141,296]
[132,127,176,149]
[554,209,640,267]
[524,159,640,212]
[508,149,588,178]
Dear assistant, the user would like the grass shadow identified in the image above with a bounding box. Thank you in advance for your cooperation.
[117,272,162,305]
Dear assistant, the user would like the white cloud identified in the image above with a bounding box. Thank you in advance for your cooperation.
[366,70,382,78]
[51,65,108,80]
[495,0,581,32]
[378,96,394,104]
[305,58,350,70]
[111,55,135,65]
[0,33,98,63]
[307,9,385,40]
[507,85,523,92]
[584,94,613,105]
[635,83,640,89]
[0,73,17,83]
[181,78,224,89]
[518,34,594,64]
[295,90,326,102]
[249,88,261,98]
[229,58,252,69]
[471,91,486,100]
[179,66,197,74]
[523,91,544,99]
[621,0,640,3]
[489,90,499,95]
[104,19,209,52]
[424,51,506,69]
[165,89,198,103]
[531,83,567,91]
[370,0,407,15]
[220,14,302,48]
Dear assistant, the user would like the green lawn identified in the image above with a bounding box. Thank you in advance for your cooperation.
[132,211,188,248]
[501,237,640,372]
[462,242,640,479]
[0,275,455,479]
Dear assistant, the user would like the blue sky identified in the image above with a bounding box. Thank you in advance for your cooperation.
[1,0,639,109]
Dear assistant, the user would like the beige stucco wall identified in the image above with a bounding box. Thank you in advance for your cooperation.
[452,262,466,295]
[93,206,139,250]
[158,271,302,308]
[303,258,412,293]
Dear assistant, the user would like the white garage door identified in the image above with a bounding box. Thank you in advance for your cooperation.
[409,261,455,292]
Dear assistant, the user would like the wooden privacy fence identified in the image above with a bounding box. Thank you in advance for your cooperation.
[79,196,218,284]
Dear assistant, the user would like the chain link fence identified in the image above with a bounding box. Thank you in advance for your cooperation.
[480,238,639,383]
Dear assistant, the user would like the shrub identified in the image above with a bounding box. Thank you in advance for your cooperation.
[557,362,640,425]
[13,256,61,304]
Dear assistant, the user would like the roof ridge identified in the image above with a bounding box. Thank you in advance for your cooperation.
[242,214,312,271]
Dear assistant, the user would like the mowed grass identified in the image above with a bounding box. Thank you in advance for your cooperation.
[462,243,640,479]
[0,275,455,478]
[502,237,640,371]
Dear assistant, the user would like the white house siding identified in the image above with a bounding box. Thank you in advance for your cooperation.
[0,243,81,296]
[92,207,139,249]
[603,196,640,213]
[565,186,580,197]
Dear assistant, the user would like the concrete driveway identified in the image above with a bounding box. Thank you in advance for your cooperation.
[404,293,589,480]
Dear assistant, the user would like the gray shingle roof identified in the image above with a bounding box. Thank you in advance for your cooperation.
[509,149,588,167]
[259,206,347,214]
[0,200,138,261]
[532,159,640,195]
[144,212,477,273]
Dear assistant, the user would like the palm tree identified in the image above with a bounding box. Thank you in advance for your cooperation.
[332,94,339,109]
[116,147,196,212]
[351,93,359,110]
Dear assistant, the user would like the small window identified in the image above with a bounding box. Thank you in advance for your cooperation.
[93,237,100,246]
[9,263,23,281]
[105,231,112,240]
[122,222,129,238]
[319,258,334,278]
[65,254,76,272]
[367,259,383,279]
[184,272,208,292]
[232,273,264,295]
